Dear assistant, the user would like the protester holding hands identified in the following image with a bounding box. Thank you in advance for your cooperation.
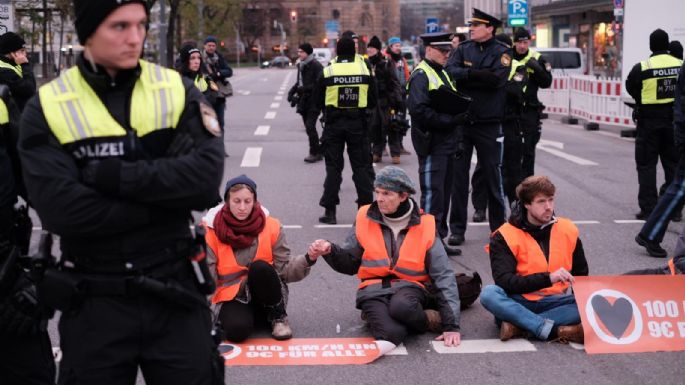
[310,166,462,348]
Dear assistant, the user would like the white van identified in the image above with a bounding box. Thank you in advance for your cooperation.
[312,48,332,66]
[535,48,586,75]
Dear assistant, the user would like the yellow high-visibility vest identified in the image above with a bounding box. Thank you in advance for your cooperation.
[323,55,370,108]
[194,74,208,93]
[0,98,8,124]
[409,60,457,92]
[640,54,683,105]
[39,60,185,146]
[0,60,22,77]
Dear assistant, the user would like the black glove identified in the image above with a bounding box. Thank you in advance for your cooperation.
[453,112,470,126]
[526,58,544,73]
[469,69,500,87]
[0,274,43,336]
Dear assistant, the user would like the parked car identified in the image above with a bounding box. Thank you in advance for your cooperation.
[536,48,586,75]
[312,48,332,66]
[260,55,292,69]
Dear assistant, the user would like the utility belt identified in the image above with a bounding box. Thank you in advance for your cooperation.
[39,225,215,312]
[324,107,366,121]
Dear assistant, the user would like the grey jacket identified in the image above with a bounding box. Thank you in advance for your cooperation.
[322,200,461,331]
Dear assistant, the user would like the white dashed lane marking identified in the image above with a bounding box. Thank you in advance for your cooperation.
[240,147,263,167]
[270,103,281,109]
[431,339,537,354]
[265,111,277,119]
[614,219,645,224]
[314,224,354,229]
[254,125,270,136]
[274,95,283,101]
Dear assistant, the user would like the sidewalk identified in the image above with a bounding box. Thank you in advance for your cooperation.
[544,113,635,138]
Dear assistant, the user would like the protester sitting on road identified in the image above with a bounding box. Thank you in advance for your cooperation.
[480,175,588,344]
[177,44,217,104]
[204,175,315,342]
[308,166,462,349]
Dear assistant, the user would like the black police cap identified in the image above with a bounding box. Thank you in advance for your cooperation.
[420,32,453,49]
[513,28,531,42]
[468,8,502,29]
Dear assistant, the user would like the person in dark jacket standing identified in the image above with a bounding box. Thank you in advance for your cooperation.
[367,36,404,164]
[627,29,683,222]
[203,35,233,131]
[636,60,685,258]
[177,44,217,103]
[445,8,511,246]
[0,33,53,385]
[512,28,552,178]
[386,36,412,155]
[309,166,461,349]
[18,2,225,383]
[480,176,588,343]
[407,32,467,256]
[315,37,377,225]
[288,43,323,163]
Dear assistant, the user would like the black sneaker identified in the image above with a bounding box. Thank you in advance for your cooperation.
[635,210,651,220]
[447,234,465,246]
[635,234,667,258]
[472,209,486,223]
[304,154,323,163]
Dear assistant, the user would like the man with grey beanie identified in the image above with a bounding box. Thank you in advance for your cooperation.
[308,166,462,349]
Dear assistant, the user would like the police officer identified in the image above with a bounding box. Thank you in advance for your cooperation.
[445,8,510,245]
[0,33,54,384]
[316,36,377,224]
[407,32,467,256]
[627,29,683,221]
[19,1,225,384]
[512,28,552,179]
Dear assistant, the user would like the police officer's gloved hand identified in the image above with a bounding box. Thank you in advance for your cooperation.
[526,58,545,73]
[453,112,469,126]
[81,159,121,196]
[0,273,42,336]
[469,69,500,87]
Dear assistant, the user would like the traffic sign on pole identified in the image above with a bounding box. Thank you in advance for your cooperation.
[426,18,439,33]
[508,0,528,27]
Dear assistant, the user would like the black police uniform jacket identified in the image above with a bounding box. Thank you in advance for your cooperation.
[18,55,224,262]
[0,56,36,112]
[445,37,510,123]
[674,62,685,155]
[407,59,461,156]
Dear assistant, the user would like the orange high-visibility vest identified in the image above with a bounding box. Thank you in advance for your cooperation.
[668,258,678,275]
[355,205,434,290]
[206,216,281,304]
[497,218,578,301]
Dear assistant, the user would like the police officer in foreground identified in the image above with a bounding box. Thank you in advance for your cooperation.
[19,1,225,383]
[627,29,683,223]
[446,8,510,246]
[315,36,377,225]
[407,32,468,256]
[512,28,552,179]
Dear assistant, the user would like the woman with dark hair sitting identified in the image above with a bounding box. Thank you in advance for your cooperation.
[203,175,314,341]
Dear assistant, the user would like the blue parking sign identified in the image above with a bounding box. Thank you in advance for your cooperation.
[508,0,528,27]
[426,18,439,33]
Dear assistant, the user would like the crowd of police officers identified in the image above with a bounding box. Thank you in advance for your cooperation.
[0,1,609,383]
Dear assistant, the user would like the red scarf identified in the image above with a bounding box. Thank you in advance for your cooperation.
[213,201,266,249]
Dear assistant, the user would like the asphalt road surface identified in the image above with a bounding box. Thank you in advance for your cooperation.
[37,67,684,385]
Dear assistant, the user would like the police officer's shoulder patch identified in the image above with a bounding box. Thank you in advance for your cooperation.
[199,102,221,137]
[501,53,512,67]
[545,62,552,72]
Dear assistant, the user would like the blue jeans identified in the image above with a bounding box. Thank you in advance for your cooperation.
[640,155,685,243]
[480,285,581,340]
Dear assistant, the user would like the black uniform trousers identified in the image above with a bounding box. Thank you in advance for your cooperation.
[418,153,456,238]
[640,156,685,244]
[470,121,523,211]
[371,107,402,158]
[359,286,428,346]
[57,264,219,385]
[450,122,507,236]
[301,110,321,156]
[520,108,542,179]
[635,116,679,213]
[319,113,375,209]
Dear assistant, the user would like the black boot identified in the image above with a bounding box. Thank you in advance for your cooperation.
[319,207,337,224]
